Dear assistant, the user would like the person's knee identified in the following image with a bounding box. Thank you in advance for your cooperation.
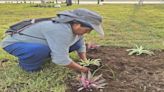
[18,44,50,68]
[69,39,83,52]
[20,64,42,72]
[18,55,44,72]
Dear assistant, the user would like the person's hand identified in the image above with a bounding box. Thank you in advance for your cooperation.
[86,43,100,50]
[80,66,90,73]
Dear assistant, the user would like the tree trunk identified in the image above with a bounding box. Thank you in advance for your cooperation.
[66,0,72,6]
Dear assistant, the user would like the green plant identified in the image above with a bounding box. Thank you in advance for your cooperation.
[126,45,154,56]
[79,59,101,67]
[77,71,107,91]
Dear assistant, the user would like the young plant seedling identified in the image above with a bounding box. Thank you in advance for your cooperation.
[79,59,101,71]
[79,59,101,67]
[77,71,107,92]
[126,45,154,56]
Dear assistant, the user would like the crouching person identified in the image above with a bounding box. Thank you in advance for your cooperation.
[0,8,104,73]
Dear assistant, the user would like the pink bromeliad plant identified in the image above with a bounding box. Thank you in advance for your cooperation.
[77,71,107,92]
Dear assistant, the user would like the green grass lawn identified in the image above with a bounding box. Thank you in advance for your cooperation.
[0,4,164,92]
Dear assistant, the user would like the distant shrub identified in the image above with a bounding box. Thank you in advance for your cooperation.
[32,2,61,8]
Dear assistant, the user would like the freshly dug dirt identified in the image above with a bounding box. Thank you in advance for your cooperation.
[66,46,164,92]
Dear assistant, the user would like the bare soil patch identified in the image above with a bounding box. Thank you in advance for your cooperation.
[66,46,164,92]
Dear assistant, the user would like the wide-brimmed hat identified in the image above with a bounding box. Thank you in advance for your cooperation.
[55,8,104,36]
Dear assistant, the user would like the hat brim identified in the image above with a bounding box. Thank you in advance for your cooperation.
[57,11,104,37]
[90,24,104,37]
[73,19,104,37]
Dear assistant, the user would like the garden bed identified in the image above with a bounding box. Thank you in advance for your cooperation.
[66,46,164,92]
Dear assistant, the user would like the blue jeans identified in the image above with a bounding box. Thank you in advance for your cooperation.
[3,39,83,72]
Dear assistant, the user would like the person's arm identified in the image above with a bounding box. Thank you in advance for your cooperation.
[78,52,87,61]
[42,24,89,73]
[66,61,89,73]
[76,37,87,61]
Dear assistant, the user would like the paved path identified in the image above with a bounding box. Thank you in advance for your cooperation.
[0,0,163,4]
[78,1,164,4]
